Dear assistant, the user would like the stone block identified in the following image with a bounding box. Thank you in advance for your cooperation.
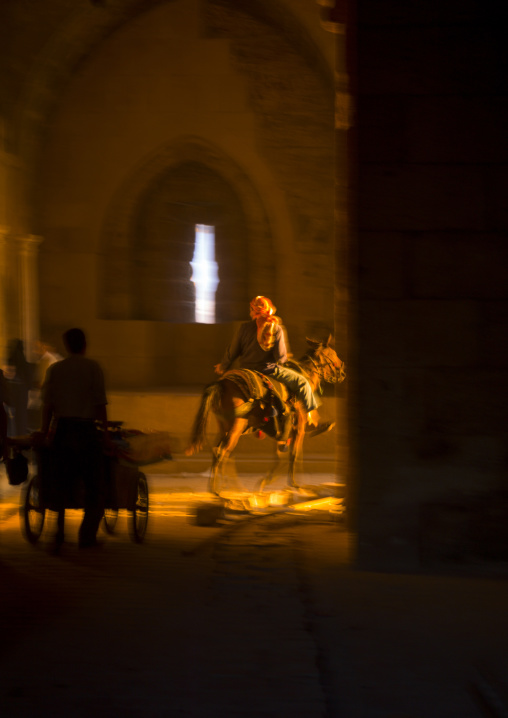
[357,96,409,163]
[358,231,408,298]
[419,491,508,565]
[105,390,341,460]
[359,299,479,367]
[479,301,508,367]
[452,436,506,483]
[358,368,454,447]
[93,320,150,358]
[101,356,152,390]
[485,166,508,231]
[358,26,503,95]
[359,164,485,232]
[354,500,421,572]
[359,0,484,25]
[192,500,225,527]
[357,367,409,435]
[411,233,508,300]
[422,367,508,435]
[406,301,478,367]
[407,96,508,164]
[40,251,96,325]
[359,300,408,365]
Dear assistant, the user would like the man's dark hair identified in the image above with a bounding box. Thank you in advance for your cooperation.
[63,328,87,354]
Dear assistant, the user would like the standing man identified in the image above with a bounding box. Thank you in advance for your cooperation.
[5,338,34,436]
[41,328,110,550]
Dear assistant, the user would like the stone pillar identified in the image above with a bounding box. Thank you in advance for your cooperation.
[16,234,42,361]
[318,0,358,543]
[0,226,10,363]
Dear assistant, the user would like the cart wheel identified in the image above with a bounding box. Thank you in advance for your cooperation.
[103,508,118,534]
[129,472,148,543]
[20,475,45,544]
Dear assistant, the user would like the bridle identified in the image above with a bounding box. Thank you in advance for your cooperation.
[301,348,344,386]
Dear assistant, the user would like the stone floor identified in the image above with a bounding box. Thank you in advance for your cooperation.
[1,462,508,717]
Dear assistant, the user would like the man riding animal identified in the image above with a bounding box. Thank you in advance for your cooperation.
[214,296,331,446]
[187,296,344,494]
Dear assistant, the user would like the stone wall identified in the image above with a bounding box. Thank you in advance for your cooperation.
[353,0,508,570]
[31,0,336,385]
[7,0,508,573]
[106,389,342,477]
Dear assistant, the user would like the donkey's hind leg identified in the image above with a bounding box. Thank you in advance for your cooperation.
[208,443,223,495]
[209,418,248,494]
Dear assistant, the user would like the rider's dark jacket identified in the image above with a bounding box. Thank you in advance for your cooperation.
[218,320,288,375]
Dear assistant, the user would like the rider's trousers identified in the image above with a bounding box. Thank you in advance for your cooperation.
[269,365,319,413]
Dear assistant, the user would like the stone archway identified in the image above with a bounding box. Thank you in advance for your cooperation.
[132,161,251,324]
[100,137,275,322]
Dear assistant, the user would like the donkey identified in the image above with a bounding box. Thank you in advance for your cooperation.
[186,337,345,494]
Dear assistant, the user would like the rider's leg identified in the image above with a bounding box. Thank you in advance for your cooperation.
[270,366,319,424]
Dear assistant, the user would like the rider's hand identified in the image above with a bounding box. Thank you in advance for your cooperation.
[214,364,224,376]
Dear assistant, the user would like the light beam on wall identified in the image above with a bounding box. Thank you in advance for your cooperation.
[190,224,219,323]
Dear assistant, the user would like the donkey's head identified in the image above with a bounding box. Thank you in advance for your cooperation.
[305,335,346,385]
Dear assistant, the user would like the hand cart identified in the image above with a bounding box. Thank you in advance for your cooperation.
[7,423,171,545]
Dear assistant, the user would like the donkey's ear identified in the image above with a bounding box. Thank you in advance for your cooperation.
[326,334,335,348]
[306,337,321,348]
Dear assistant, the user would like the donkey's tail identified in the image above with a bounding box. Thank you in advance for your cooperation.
[185,382,220,456]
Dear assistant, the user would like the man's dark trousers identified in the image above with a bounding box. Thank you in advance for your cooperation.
[51,418,104,547]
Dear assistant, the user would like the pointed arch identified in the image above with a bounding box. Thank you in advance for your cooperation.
[99,137,275,321]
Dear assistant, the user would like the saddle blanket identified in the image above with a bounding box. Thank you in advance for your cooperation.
[222,368,288,406]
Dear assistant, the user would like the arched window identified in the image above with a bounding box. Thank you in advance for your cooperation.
[132,162,250,323]
[190,224,219,324]
[100,146,276,324]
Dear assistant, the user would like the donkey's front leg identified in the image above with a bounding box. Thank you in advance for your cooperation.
[287,411,306,489]
[209,442,223,494]
[256,452,281,493]
[222,417,248,458]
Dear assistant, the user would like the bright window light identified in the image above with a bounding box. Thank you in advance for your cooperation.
[190,224,219,323]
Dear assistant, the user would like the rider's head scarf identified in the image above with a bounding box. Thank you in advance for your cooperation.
[250,296,281,351]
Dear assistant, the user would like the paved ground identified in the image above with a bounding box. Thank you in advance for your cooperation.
[1,460,508,717]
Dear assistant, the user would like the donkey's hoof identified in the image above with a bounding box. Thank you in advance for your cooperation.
[307,421,335,438]
[277,440,290,453]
